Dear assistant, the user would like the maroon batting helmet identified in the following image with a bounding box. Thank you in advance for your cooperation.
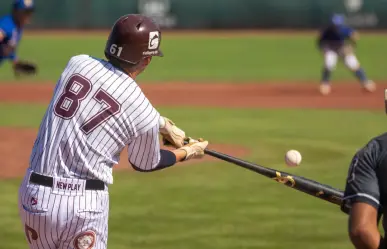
[105,14,163,65]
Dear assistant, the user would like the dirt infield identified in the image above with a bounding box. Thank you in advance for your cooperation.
[1,81,386,109]
[0,81,385,179]
[0,127,249,178]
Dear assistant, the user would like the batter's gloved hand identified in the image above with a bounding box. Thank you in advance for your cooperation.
[180,137,208,160]
[13,61,37,77]
[159,116,186,148]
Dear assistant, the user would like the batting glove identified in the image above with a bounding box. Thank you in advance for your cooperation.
[159,116,186,148]
[180,138,208,160]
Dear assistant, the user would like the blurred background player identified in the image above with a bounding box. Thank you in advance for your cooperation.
[0,0,37,77]
[317,14,376,95]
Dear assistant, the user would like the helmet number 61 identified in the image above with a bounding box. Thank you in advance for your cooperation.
[110,44,123,57]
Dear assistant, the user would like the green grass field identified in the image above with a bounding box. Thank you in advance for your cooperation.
[1,32,387,248]
[0,33,386,82]
[1,103,386,248]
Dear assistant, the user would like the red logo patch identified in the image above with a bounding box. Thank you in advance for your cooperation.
[30,197,37,206]
[73,231,96,249]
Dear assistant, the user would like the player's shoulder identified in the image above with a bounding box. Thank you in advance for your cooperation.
[340,25,355,34]
[372,133,387,168]
[318,26,333,37]
[65,54,110,73]
[68,54,114,67]
[0,15,16,33]
[318,26,328,34]
[67,54,93,65]
[0,15,14,25]
[357,133,387,165]
[371,132,387,150]
[124,82,160,135]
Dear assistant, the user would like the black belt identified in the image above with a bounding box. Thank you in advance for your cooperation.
[29,172,105,191]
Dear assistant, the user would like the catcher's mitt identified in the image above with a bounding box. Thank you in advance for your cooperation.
[14,61,37,77]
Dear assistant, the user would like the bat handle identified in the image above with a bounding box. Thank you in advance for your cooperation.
[164,137,205,146]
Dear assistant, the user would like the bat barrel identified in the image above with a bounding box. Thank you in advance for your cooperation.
[290,175,344,205]
[205,148,345,209]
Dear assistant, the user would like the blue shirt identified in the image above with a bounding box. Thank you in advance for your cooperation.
[0,15,23,63]
[318,25,354,48]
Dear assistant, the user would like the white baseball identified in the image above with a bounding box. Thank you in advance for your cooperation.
[285,150,302,167]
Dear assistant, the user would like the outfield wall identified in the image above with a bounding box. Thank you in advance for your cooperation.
[0,0,386,29]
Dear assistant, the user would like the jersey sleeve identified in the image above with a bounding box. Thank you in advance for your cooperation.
[0,17,13,40]
[0,17,18,61]
[126,86,161,137]
[127,124,161,171]
[343,140,381,209]
[342,26,354,39]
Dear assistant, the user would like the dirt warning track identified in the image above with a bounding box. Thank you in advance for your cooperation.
[0,81,385,110]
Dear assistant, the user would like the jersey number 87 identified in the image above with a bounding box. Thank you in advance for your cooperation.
[54,74,121,134]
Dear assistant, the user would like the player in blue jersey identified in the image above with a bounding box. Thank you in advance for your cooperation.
[0,0,37,76]
[317,14,375,95]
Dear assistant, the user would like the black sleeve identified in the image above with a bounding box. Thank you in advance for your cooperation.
[342,140,381,211]
[128,124,178,172]
[131,149,177,172]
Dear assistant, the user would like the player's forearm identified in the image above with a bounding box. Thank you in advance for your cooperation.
[131,149,185,172]
[153,148,188,168]
[153,149,187,168]
[172,148,187,162]
[350,225,381,249]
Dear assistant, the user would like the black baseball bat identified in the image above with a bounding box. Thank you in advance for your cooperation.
[203,148,351,213]
[165,139,350,213]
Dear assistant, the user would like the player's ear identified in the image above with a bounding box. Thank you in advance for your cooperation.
[138,57,152,70]
[143,57,152,67]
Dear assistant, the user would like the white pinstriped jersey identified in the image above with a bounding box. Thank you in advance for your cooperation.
[28,55,161,184]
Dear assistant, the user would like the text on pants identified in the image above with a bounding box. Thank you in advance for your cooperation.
[56,181,81,191]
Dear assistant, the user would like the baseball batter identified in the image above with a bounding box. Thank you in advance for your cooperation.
[18,14,209,249]
[317,14,375,95]
[0,0,37,76]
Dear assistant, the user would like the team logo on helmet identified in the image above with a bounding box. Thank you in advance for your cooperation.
[73,231,96,249]
[148,31,160,50]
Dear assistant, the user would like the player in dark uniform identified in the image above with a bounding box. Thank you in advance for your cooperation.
[317,14,375,95]
[0,0,37,76]
[342,134,387,249]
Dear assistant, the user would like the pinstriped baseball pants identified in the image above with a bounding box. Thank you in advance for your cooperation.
[18,172,109,249]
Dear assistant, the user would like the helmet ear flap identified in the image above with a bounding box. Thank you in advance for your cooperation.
[105,51,138,71]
